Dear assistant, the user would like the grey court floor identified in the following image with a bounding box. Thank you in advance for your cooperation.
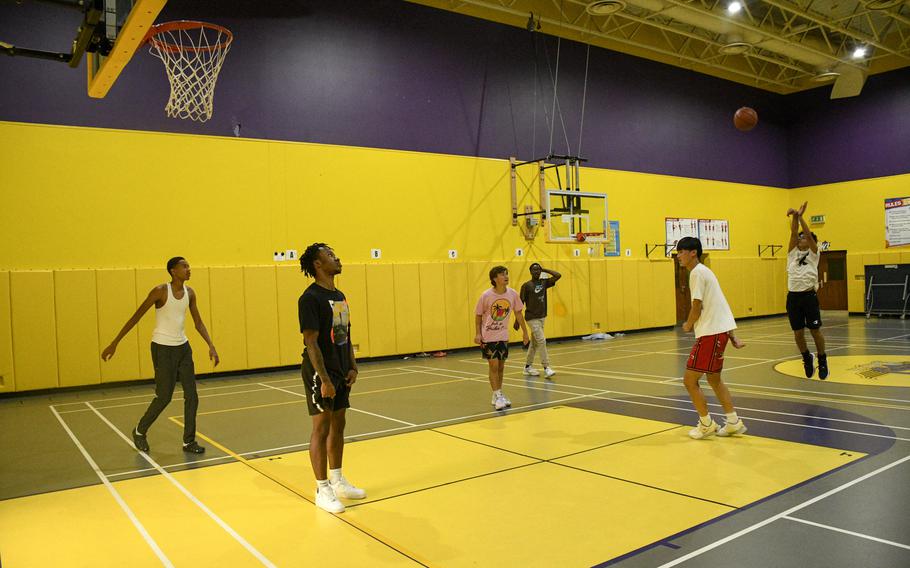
[1,313,909,567]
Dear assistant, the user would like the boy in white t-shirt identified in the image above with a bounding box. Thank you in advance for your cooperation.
[786,201,827,379]
[474,266,530,410]
[677,237,747,439]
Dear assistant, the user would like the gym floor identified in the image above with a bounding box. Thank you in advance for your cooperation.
[1,313,909,567]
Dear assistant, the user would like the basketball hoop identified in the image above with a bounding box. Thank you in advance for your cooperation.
[146,21,232,122]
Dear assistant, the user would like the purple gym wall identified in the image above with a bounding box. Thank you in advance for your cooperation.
[0,0,907,188]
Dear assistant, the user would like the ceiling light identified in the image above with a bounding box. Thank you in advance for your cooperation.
[586,1,626,16]
[852,46,867,59]
[727,2,743,15]
[811,71,840,83]
[719,41,751,55]
[862,0,903,10]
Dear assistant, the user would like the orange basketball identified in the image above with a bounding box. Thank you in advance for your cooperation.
[576,232,587,242]
[734,107,758,131]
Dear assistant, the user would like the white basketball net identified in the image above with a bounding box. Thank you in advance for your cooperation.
[147,22,232,123]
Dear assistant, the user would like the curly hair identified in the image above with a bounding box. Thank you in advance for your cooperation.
[300,243,329,278]
[166,256,186,275]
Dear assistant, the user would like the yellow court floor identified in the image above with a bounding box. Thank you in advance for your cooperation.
[0,406,866,567]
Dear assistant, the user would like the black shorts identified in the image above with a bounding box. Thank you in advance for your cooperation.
[481,341,509,360]
[786,290,823,331]
[301,353,351,416]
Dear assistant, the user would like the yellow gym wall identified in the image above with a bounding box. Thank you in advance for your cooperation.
[2,120,864,394]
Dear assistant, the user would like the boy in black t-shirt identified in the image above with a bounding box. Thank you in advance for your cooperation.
[517,263,561,378]
[298,243,365,514]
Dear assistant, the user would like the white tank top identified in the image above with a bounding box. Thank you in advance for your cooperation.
[151,283,189,346]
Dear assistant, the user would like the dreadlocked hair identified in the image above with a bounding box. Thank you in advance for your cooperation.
[300,243,329,278]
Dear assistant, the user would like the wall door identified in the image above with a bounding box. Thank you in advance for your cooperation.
[818,250,848,310]
[674,254,691,323]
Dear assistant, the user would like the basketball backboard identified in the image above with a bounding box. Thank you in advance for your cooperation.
[87,0,168,98]
[0,0,166,98]
[546,190,609,244]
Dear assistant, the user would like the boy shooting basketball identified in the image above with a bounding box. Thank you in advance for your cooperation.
[475,266,530,410]
[676,238,747,439]
[786,201,828,379]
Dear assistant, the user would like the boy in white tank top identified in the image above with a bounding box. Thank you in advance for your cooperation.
[102,257,220,453]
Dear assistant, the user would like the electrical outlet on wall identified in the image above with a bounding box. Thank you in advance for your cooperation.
[286,249,298,260]
[370,249,382,259]
[448,249,458,259]
[273,251,285,261]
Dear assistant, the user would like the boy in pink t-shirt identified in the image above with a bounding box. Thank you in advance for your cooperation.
[474,266,530,410]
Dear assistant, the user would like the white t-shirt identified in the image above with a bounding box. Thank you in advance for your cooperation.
[787,247,819,292]
[689,263,737,338]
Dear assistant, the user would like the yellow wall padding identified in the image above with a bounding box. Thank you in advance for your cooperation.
[365,264,397,357]
[393,264,423,355]
[97,269,141,382]
[418,263,448,352]
[243,266,281,369]
[276,265,306,365]
[338,264,370,359]
[185,268,215,375]
[54,270,101,387]
[606,261,625,332]
[0,272,15,392]
[589,261,607,332]
[134,268,163,379]
[622,263,641,332]
[10,271,58,390]
[444,263,472,349]
[570,261,592,335]
[209,267,248,372]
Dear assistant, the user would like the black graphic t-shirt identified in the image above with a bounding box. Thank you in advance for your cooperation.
[520,278,556,320]
[298,283,352,378]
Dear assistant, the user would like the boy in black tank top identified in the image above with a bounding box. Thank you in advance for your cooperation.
[101,257,220,453]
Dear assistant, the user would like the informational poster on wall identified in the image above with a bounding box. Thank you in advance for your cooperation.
[665,218,699,248]
[698,219,730,250]
[603,220,621,257]
[885,197,910,248]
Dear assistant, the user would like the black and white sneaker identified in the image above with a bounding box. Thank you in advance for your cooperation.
[132,428,149,452]
[818,354,828,380]
[802,352,815,378]
[182,441,205,454]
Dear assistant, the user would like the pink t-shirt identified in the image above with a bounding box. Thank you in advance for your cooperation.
[475,287,524,342]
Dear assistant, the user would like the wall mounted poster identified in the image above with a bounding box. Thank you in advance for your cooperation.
[698,219,730,250]
[885,197,910,248]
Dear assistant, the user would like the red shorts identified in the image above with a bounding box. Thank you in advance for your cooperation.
[686,333,729,373]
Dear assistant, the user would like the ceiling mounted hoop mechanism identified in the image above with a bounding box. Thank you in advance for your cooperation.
[145,20,233,122]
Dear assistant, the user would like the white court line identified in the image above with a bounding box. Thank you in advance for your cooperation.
[426,364,910,441]
[723,345,853,371]
[782,515,910,550]
[84,402,277,568]
[51,368,417,409]
[258,383,417,426]
[656,454,910,567]
[49,406,174,567]
[879,333,910,342]
[455,357,910,405]
[55,370,421,413]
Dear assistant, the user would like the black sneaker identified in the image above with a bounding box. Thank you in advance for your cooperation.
[183,441,205,454]
[132,428,149,452]
[818,354,828,380]
[802,352,815,378]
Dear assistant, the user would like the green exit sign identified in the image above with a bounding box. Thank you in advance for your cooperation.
[810,214,826,224]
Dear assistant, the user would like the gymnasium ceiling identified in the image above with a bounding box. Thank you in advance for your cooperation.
[407,0,910,96]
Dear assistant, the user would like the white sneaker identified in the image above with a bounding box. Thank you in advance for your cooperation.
[494,393,508,410]
[688,418,718,440]
[315,485,345,513]
[523,365,540,376]
[331,476,366,499]
[543,367,556,379]
[717,420,748,437]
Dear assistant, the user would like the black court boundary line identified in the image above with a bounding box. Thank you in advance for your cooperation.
[592,451,879,567]
[430,425,739,508]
